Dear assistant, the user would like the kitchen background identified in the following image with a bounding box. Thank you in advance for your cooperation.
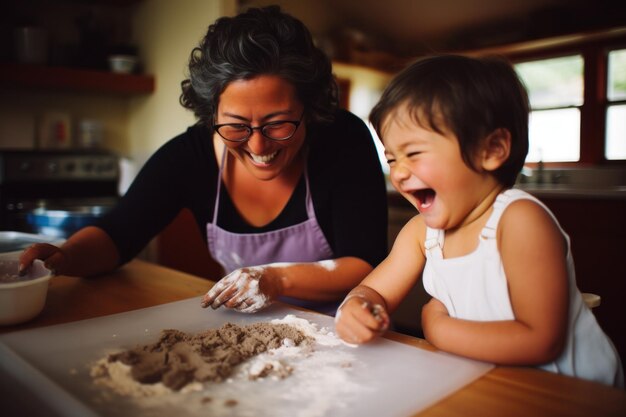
[1,0,625,362]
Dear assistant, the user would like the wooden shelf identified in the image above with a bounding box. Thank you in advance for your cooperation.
[0,63,155,95]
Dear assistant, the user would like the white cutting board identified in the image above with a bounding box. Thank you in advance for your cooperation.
[0,298,493,417]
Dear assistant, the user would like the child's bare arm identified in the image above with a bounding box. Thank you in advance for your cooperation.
[335,216,426,344]
[422,200,569,365]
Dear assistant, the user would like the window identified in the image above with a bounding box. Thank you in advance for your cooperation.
[514,55,583,162]
[606,48,626,160]
[503,32,626,166]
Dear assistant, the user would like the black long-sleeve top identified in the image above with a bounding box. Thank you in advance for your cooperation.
[97,109,389,269]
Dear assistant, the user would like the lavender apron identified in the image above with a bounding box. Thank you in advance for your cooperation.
[206,150,338,314]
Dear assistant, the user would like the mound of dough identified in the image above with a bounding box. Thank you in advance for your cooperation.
[107,322,310,391]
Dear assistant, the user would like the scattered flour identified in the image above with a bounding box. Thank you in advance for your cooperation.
[271,314,344,347]
[0,272,21,283]
[89,315,369,417]
[317,260,337,271]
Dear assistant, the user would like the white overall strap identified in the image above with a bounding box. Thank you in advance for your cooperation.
[481,189,533,239]
[424,227,444,259]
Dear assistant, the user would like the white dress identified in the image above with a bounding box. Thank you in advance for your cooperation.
[422,188,624,387]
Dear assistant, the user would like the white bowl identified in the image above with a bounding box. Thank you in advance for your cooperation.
[0,255,52,325]
[108,55,138,74]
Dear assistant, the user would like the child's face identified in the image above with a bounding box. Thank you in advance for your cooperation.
[382,105,489,231]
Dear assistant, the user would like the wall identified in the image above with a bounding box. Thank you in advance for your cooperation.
[127,0,237,167]
[332,62,392,173]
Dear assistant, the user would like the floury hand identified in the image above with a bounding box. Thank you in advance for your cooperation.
[200,266,281,313]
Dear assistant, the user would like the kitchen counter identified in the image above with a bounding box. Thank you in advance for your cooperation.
[2,259,625,416]
[515,184,626,200]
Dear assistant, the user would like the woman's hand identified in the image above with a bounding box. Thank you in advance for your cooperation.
[19,243,67,276]
[421,297,449,345]
[200,266,283,313]
[335,289,390,345]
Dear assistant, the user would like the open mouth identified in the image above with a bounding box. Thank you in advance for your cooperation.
[248,150,279,165]
[412,188,436,210]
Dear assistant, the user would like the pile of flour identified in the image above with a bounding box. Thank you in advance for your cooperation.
[95,321,310,390]
[90,315,369,417]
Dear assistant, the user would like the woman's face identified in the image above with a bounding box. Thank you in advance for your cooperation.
[215,75,306,181]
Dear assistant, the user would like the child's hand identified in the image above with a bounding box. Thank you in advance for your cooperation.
[335,295,390,345]
[421,297,449,344]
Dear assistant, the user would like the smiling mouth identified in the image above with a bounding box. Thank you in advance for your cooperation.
[412,188,435,209]
[248,150,279,164]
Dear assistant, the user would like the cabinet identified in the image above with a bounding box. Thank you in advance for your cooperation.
[540,197,626,365]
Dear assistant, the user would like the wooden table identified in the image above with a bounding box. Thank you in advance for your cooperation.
[2,259,625,417]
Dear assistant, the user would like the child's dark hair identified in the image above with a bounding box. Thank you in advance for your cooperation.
[370,54,529,188]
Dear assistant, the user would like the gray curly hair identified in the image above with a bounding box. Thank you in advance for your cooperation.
[180,6,338,128]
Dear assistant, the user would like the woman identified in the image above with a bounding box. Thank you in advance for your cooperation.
[19,6,388,315]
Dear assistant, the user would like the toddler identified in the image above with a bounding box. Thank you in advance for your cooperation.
[335,54,623,387]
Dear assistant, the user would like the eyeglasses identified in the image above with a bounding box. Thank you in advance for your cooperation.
[213,112,304,143]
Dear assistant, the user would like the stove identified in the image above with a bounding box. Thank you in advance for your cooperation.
[0,150,120,237]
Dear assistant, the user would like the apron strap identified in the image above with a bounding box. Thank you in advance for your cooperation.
[212,147,227,224]
[302,150,315,220]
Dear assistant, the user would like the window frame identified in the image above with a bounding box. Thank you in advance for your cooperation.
[491,31,626,167]
[605,49,626,160]
[514,54,584,163]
